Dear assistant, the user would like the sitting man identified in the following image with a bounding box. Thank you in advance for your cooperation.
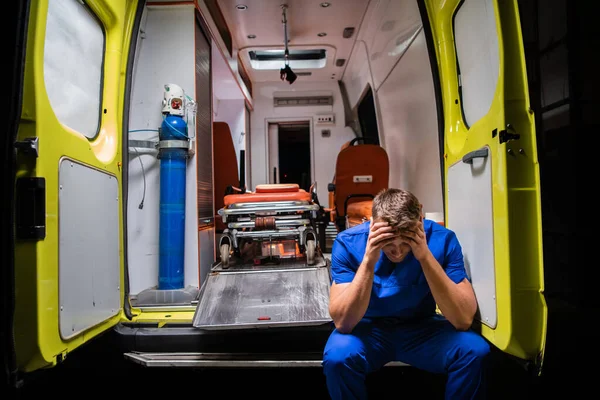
[322,188,490,399]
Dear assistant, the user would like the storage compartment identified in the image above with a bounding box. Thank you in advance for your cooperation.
[126,4,205,308]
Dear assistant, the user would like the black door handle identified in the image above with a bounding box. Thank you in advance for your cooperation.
[462,148,489,164]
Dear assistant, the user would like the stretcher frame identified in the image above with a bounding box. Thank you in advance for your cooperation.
[217,199,321,267]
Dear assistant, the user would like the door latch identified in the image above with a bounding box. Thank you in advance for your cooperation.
[16,177,46,240]
[14,136,39,157]
[493,124,520,144]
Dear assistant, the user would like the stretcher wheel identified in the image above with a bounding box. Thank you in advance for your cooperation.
[220,243,230,267]
[306,239,316,266]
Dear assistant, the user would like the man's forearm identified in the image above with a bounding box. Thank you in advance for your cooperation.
[420,253,477,330]
[329,258,375,333]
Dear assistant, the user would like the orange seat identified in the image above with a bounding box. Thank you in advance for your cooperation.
[328,137,389,231]
[345,199,373,228]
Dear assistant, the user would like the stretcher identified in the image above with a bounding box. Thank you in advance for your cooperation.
[193,183,331,331]
[217,183,322,267]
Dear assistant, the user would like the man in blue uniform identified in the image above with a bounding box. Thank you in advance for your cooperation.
[323,188,490,399]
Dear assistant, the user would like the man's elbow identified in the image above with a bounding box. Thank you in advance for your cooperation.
[451,317,473,331]
[330,309,357,334]
[450,311,475,331]
[333,319,355,334]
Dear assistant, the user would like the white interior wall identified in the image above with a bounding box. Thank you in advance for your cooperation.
[250,81,356,204]
[376,30,443,216]
[341,0,443,216]
[127,5,199,295]
[212,42,246,183]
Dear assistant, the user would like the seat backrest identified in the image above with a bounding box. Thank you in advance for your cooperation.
[213,121,239,232]
[332,137,389,218]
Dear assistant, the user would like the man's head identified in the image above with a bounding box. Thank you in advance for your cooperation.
[371,188,423,262]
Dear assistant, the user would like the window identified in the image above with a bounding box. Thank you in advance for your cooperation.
[248,49,327,70]
[44,0,104,139]
[357,86,380,145]
[453,0,499,128]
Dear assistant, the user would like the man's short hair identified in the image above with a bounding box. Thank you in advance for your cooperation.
[371,188,421,231]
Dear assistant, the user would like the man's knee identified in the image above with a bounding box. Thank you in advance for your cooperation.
[323,333,367,374]
[455,332,491,365]
[469,334,491,359]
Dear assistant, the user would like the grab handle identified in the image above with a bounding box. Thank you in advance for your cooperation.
[462,148,489,164]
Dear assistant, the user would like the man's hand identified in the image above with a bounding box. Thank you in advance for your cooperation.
[365,220,398,264]
[399,218,430,262]
[328,220,398,334]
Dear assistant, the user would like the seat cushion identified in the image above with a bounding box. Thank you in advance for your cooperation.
[345,199,373,228]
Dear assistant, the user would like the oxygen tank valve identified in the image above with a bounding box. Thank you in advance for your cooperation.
[162,83,185,117]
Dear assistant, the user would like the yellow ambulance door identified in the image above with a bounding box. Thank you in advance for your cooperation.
[13,0,137,373]
[422,0,547,373]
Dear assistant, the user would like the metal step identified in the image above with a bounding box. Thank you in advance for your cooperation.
[192,261,332,330]
[124,351,408,368]
[324,222,338,252]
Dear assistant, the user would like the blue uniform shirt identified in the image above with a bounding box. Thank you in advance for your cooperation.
[330,219,468,320]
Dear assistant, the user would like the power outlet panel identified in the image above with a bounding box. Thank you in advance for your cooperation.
[316,114,335,125]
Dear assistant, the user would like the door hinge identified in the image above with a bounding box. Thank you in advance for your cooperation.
[493,124,520,144]
[15,177,46,240]
[56,349,68,364]
[14,136,39,157]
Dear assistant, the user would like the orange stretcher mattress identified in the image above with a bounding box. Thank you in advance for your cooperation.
[224,184,312,206]
[254,183,300,193]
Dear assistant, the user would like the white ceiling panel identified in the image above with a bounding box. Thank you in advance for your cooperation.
[217,0,371,82]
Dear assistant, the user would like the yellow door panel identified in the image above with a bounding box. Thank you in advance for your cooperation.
[14,0,138,372]
[423,0,547,371]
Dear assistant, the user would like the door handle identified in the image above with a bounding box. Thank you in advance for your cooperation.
[462,148,489,164]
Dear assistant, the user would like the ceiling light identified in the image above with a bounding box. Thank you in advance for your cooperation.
[236,4,248,10]
[247,34,256,39]
[317,32,327,37]
[320,2,331,7]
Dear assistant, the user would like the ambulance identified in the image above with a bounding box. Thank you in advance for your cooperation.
[3,0,546,388]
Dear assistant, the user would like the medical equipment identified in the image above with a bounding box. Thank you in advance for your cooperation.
[158,83,190,289]
[217,183,322,267]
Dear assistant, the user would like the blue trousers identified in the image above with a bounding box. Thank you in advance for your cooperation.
[322,314,490,399]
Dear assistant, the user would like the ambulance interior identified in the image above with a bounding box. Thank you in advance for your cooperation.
[103,0,550,368]
[124,0,443,331]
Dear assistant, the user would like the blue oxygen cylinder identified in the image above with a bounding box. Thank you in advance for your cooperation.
[158,115,188,290]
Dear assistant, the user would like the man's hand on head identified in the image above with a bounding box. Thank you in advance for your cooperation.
[399,219,429,262]
[365,219,399,265]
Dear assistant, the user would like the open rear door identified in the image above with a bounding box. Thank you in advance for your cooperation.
[13,0,134,373]
[423,0,547,373]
